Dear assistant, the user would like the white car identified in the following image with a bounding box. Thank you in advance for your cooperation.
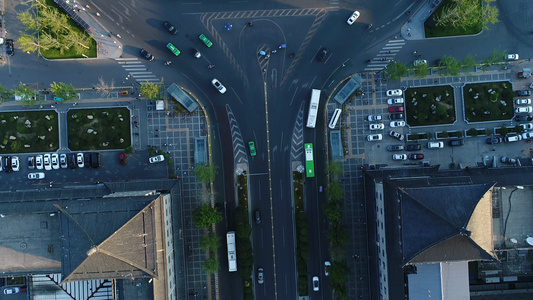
[35,155,43,170]
[324,261,331,276]
[51,153,60,169]
[11,156,20,171]
[347,11,360,25]
[3,287,20,295]
[369,123,385,130]
[521,123,533,131]
[367,115,382,122]
[505,134,522,143]
[211,78,227,94]
[312,276,319,291]
[392,154,407,160]
[522,132,533,139]
[43,154,52,170]
[77,153,85,168]
[60,153,68,168]
[387,98,404,105]
[413,59,427,66]
[367,134,383,141]
[149,155,165,164]
[389,130,404,141]
[390,121,406,128]
[507,54,519,60]
[386,89,402,97]
[515,106,532,113]
[28,172,45,180]
[516,98,531,105]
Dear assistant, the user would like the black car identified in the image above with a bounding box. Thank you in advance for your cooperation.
[516,90,531,96]
[386,145,404,152]
[317,48,328,61]
[140,49,154,61]
[406,144,422,151]
[68,153,76,169]
[163,21,178,35]
[5,39,14,56]
[389,113,404,120]
[4,156,12,173]
[27,156,35,169]
[448,139,464,146]
[486,136,503,145]
[90,153,100,168]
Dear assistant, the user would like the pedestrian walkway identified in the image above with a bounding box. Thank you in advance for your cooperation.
[116,58,161,84]
[401,0,442,40]
[363,39,406,72]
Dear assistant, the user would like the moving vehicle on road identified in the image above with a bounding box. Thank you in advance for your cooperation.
[305,143,315,178]
[248,141,257,156]
[149,155,165,164]
[211,78,227,94]
[347,11,360,25]
[28,172,45,180]
[257,268,264,284]
[367,134,383,141]
[312,276,319,291]
[386,89,402,97]
[317,48,328,61]
[324,261,331,276]
[369,123,384,130]
[307,89,321,128]
[163,21,178,34]
[413,59,427,66]
[408,153,424,160]
[199,34,213,47]
[328,108,342,129]
[193,48,201,58]
[5,39,14,56]
[166,43,180,56]
[507,54,519,60]
[227,232,237,272]
[140,48,154,61]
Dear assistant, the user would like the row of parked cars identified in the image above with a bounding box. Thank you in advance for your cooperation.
[27,153,100,171]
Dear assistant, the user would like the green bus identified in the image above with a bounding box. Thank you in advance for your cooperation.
[305,143,315,178]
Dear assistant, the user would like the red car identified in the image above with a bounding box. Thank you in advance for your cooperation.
[388,106,404,113]
[119,152,126,165]
[408,153,424,160]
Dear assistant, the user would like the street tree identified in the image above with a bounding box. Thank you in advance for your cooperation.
[200,232,221,251]
[0,84,13,102]
[414,62,429,78]
[323,199,344,224]
[14,82,38,106]
[439,55,462,76]
[329,261,350,299]
[193,204,222,228]
[94,77,115,96]
[50,82,77,101]
[386,61,408,80]
[326,181,344,200]
[139,78,165,100]
[463,54,477,73]
[203,257,219,275]
[195,164,217,185]
[326,160,343,178]
[434,0,498,31]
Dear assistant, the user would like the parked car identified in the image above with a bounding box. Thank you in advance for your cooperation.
[28,172,45,180]
[211,78,227,94]
[386,145,404,151]
[506,54,519,60]
[44,154,52,170]
[163,21,178,34]
[4,157,12,173]
[405,144,421,151]
[390,121,405,128]
[486,136,504,144]
[317,48,328,61]
[140,48,155,61]
[521,123,533,131]
[51,153,60,169]
[11,156,20,171]
[516,90,531,96]
[389,130,404,141]
[90,153,100,168]
[324,261,331,276]
[522,132,533,139]
[516,106,532,113]
[35,155,43,170]
[312,276,320,291]
[369,123,385,130]
[28,156,35,169]
[367,115,382,122]
[428,141,444,149]
[60,153,68,168]
[392,154,407,160]
[500,156,517,164]
[199,34,213,47]
[257,268,264,284]
[505,134,522,143]
[367,134,383,141]
[149,155,165,163]
[389,113,404,120]
[3,287,20,294]
[76,153,85,168]
[448,139,464,146]
[5,39,14,56]
[119,152,127,165]
[516,98,531,105]
[347,11,360,25]
[387,98,404,105]
[408,153,424,160]
[68,153,76,169]
[388,106,404,113]
[386,89,402,97]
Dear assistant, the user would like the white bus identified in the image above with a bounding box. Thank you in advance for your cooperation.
[306,89,321,128]
[328,108,342,129]
[227,231,237,272]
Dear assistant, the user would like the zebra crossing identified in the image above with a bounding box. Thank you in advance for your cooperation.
[115,58,161,83]
[363,39,406,72]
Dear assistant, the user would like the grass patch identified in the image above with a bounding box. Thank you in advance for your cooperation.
[405,86,455,126]
[67,108,131,151]
[40,0,97,59]
[424,0,483,38]
[0,110,59,154]
[463,82,514,122]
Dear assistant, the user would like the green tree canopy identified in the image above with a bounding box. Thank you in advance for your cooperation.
[326,181,344,200]
[434,0,498,31]
[193,204,222,228]
[194,164,218,184]
[200,232,221,251]
[414,62,429,78]
[50,82,77,101]
[326,160,343,178]
[386,61,408,80]
[203,257,219,275]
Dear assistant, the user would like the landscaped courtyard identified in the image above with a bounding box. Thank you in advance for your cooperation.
[67,108,131,151]
[0,110,59,154]
[463,82,514,123]
[405,85,455,126]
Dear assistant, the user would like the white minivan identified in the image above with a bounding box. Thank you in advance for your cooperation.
[428,141,444,149]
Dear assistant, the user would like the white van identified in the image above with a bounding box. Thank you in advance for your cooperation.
[427,141,444,149]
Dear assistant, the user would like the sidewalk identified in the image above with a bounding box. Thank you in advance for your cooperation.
[400,0,442,40]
